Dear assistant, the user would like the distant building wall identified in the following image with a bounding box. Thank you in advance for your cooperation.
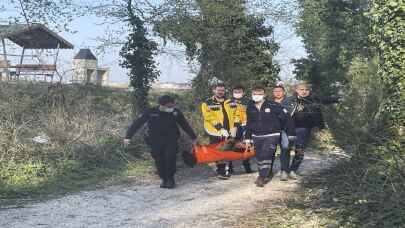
[71,49,109,86]
[72,58,97,83]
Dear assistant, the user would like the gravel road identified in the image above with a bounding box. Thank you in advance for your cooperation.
[0,152,333,228]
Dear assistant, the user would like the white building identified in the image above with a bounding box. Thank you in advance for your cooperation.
[71,49,109,86]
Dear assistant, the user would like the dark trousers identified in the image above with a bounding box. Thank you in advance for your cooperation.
[279,131,291,172]
[150,139,178,180]
[253,135,280,178]
[290,128,311,172]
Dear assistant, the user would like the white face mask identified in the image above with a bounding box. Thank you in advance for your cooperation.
[233,93,243,99]
[252,95,264,103]
[159,106,175,113]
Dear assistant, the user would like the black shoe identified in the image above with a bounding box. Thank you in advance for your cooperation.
[228,165,234,175]
[166,178,176,189]
[217,172,230,180]
[255,177,266,187]
[160,179,168,188]
[216,165,229,180]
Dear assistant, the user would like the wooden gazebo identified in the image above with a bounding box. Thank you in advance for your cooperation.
[0,23,73,82]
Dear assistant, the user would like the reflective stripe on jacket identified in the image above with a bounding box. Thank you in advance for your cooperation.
[201,97,241,136]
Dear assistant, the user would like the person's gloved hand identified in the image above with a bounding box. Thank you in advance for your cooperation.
[243,139,252,149]
[220,128,230,138]
[230,127,238,138]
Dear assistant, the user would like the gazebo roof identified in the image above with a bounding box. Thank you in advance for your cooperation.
[0,23,73,49]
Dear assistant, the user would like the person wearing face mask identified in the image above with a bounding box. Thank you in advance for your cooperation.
[226,85,253,174]
[272,84,296,181]
[288,83,340,179]
[201,83,241,179]
[123,95,198,189]
[245,86,292,187]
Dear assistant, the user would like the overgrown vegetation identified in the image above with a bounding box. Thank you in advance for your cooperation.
[250,0,405,226]
[0,82,204,205]
[0,82,154,204]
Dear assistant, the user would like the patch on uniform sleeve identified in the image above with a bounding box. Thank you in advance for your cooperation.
[265,108,271,113]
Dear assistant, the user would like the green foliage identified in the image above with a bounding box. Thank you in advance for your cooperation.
[294,0,372,94]
[288,0,405,227]
[324,56,388,147]
[369,0,405,137]
[120,0,160,113]
[154,0,279,100]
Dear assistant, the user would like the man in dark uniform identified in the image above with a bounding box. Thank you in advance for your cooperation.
[244,86,293,187]
[123,95,198,189]
[288,83,339,178]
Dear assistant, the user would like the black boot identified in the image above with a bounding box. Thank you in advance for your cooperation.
[228,162,234,176]
[255,176,266,187]
[160,179,168,188]
[216,164,229,180]
[166,177,176,189]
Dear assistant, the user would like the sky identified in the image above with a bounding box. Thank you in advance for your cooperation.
[1,2,307,84]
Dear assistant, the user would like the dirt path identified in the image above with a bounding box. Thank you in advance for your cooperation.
[0,151,336,228]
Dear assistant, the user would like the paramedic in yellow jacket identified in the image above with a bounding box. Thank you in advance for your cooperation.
[227,85,254,174]
[201,83,241,179]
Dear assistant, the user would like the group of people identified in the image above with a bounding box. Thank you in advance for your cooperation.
[123,82,338,189]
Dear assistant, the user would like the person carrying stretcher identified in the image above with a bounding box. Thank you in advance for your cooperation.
[226,85,254,174]
[201,83,242,179]
[244,86,294,187]
[123,95,198,189]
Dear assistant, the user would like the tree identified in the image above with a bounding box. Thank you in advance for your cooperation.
[1,0,78,32]
[293,0,372,95]
[154,0,279,99]
[120,0,159,113]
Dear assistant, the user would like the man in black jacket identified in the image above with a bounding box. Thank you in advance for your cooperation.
[123,95,198,189]
[245,86,293,187]
[272,84,296,181]
[288,83,339,178]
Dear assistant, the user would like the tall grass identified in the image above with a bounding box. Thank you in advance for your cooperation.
[0,82,153,202]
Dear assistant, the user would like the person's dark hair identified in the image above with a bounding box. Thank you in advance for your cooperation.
[158,95,175,105]
[213,83,226,89]
[252,85,266,92]
[233,84,245,91]
[273,85,285,91]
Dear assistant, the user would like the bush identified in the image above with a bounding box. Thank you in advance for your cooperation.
[316,56,405,227]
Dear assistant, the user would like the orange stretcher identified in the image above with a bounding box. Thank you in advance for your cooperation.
[193,140,256,164]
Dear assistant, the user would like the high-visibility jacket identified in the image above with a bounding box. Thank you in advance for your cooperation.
[201,97,241,137]
[230,97,249,126]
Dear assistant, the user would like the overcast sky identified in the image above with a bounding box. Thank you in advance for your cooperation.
[1,2,306,83]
